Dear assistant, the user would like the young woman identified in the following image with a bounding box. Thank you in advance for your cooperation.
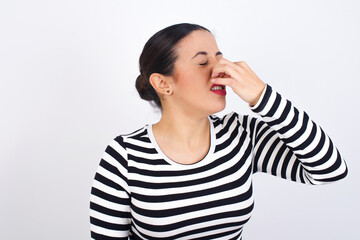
[89,23,348,239]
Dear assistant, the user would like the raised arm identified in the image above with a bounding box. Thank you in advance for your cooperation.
[245,84,348,184]
[210,59,347,184]
[90,136,131,239]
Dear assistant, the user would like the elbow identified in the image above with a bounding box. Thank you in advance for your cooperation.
[329,147,349,182]
[314,158,348,184]
[329,153,349,182]
[323,147,349,183]
[336,159,348,181]
[302,155,348,185]
[325,164,348,183]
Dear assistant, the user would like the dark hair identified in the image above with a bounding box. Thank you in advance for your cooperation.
[135,23,211,111]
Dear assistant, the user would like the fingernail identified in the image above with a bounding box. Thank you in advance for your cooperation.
[211,79,216,82]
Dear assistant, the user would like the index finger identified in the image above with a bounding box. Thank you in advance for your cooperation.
[211,58,239,78]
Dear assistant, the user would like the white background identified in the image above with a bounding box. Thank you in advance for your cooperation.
[1,0,359,239]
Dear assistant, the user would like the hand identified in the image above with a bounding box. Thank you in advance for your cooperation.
[211,58,266,107]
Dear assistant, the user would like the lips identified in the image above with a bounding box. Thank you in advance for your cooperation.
[210,83,226,96]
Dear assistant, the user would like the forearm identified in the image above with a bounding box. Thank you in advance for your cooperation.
[250,84,348,184]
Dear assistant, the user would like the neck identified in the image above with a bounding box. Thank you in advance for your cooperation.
[152,109,210,150]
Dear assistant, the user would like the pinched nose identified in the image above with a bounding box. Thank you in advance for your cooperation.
[211,72,227,79]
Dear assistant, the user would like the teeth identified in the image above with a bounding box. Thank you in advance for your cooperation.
[211,86,224,91]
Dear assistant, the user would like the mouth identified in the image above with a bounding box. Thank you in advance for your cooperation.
[210,83,226,96]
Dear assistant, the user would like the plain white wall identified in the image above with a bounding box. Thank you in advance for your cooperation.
[1,0,359,239]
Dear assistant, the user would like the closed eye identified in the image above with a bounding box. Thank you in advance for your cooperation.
[199,61,208,66]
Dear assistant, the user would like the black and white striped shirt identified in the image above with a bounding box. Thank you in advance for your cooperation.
[89,84,348,239]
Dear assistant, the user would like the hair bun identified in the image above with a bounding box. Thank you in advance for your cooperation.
[135,74,153,101]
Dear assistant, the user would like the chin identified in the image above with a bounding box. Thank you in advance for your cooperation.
[208,99,226,115]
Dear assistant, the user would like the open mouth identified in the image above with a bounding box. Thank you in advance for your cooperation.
[210,85,225,91]
[210,83,226,91]
[210,84,226,96]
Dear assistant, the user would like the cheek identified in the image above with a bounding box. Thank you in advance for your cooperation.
[176,73,206,92]
[173,65,211,96]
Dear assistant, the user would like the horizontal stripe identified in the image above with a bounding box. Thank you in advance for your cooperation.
[90,83,348,239]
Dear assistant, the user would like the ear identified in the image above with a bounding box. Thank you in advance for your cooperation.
[149,73,172,95]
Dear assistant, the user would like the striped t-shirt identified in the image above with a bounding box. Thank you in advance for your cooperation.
[89,84,348,239]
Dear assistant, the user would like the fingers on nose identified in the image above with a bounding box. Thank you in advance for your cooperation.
[219,72,226,78]
[213,72,228,78]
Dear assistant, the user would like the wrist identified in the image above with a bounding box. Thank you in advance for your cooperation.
[249,84,266,107]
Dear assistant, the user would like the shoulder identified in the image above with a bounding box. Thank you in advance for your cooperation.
[209,111,262,134]
[209,111,253,127]
[110,124,151,151]
[101,125,148,163]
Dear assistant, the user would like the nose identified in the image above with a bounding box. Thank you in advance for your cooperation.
[209,57,222,78]
[209,57,220,69]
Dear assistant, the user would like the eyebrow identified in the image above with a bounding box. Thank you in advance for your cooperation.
[191,51,223,59]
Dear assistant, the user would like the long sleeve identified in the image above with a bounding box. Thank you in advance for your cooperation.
[247,83,348,184]
[90,136,131,239]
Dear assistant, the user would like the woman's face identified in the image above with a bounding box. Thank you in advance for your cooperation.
[169,30,226,116]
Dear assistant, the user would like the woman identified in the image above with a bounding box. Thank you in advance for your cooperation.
[89,23,348,239]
